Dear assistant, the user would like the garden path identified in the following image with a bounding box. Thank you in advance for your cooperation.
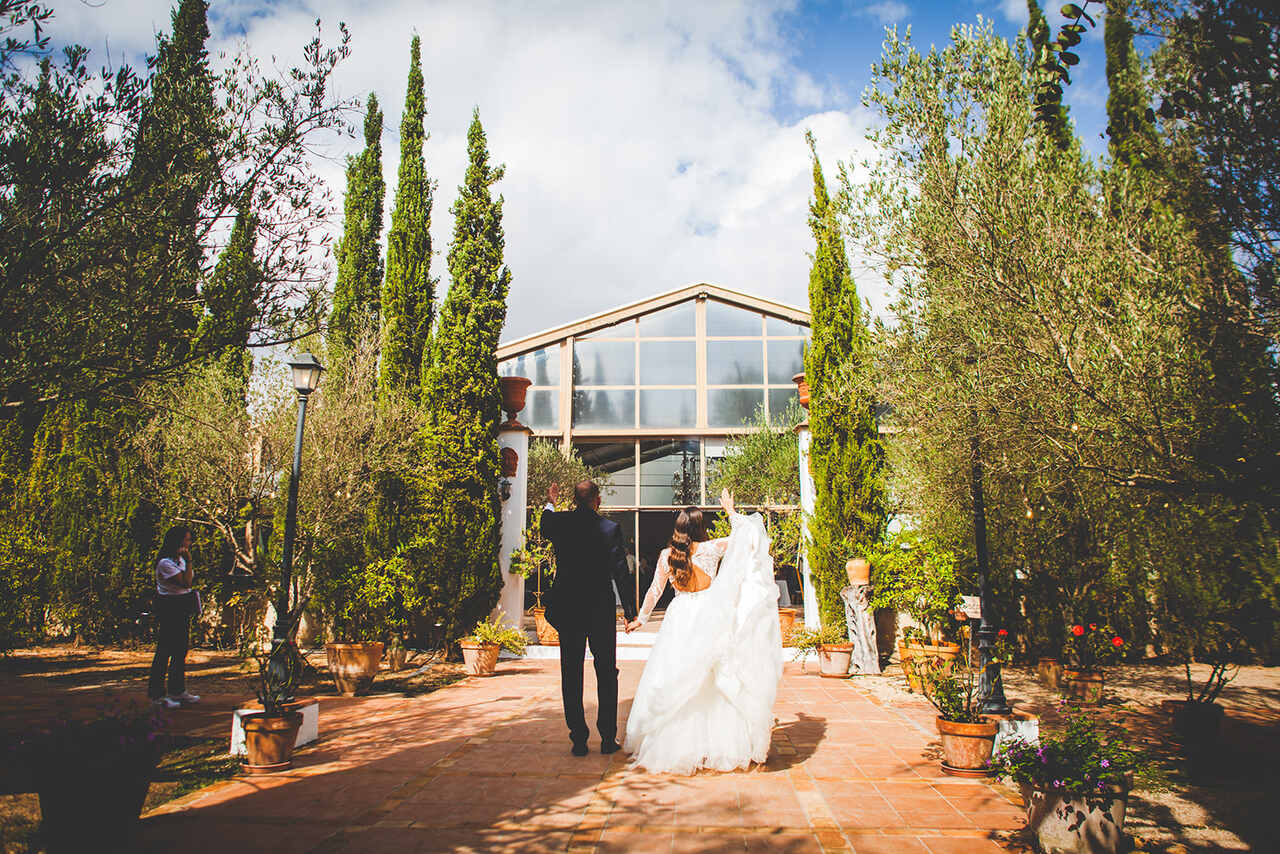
[138,660,1025,853]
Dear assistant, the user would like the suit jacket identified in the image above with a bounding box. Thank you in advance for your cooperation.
[541,506,636,630]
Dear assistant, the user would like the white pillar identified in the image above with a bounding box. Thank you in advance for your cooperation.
[495,425,530,628]
[796,423,820,630]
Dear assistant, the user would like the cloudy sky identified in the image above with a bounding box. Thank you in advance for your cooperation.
[54,0,1111,341]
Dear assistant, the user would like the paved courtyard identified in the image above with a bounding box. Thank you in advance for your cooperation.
[139,659,1025,853]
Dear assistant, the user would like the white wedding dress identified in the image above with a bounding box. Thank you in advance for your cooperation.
[623,512,783,774]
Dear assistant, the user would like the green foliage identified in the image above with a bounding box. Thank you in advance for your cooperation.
[1026,0,1073,149]
[319,556,421,642]
[913,627,985,722]
[1065,622,1126,670]
[467,613,527,654]
[1104,1,1158,167]
[803,130,888,636]
[869,530,961,642]
[379,37,436,398]
[198,201,261,404]
[328,93,386,375]
[0,520,52,652]
[411,110,511,648]
[789,623,848,659]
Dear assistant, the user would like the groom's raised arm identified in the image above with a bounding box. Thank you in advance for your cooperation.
[607,524,636,622]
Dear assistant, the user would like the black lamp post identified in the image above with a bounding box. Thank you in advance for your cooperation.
[272,352,324,648]
[967,354,1009,715]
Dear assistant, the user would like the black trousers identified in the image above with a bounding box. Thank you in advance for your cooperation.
[558,608,619,746]
[148,594,191,699]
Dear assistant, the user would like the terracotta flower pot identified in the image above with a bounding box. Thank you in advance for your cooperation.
[1165,699,1225,749]
[791,373,810,409]
[499,376,532,421]
[1064,669,1105,705]
[1021,772,1133,854]
[532,606,559,646]
[460,639,501,676]
[902,641,960,693]
[817,643,852,678]
[936,716,999,777]
[845,557,870,586]
[778,607,801,646]
[242,711,304,774]
[34,749,157,853]
[326,642,384,696]
[1037,657,1064,691]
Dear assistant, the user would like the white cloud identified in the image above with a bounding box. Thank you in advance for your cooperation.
[50,0,887,339]
[995,0,1029,24]
[859,2,910,26]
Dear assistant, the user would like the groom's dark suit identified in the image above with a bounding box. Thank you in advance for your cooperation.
[541,504,636,749]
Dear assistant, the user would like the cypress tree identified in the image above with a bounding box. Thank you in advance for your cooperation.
[1104,0,1156,167]
[328,94,386,369]
[1027,0,1073,150]
[411,110,511,645]
[803,131,887,633]
[198,201,261,403]
[380,37,436,398]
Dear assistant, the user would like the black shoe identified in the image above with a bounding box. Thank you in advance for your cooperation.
[571,742,589,757]
[601,740,622,755]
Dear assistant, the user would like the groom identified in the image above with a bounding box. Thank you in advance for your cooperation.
[541,480,636,756]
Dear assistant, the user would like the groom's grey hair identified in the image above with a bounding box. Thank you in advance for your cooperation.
[573,480,600,509]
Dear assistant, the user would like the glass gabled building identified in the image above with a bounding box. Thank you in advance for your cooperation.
[498,283,810,605]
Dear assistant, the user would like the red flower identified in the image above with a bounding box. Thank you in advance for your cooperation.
[997,628,1009,638]
[1089,623,1098,631]
[1112,636,1124,647]
[1071,625,1085,637]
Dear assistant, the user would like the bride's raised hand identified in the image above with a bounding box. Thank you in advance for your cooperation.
[719,488,736,516]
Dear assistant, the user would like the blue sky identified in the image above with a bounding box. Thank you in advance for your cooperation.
[50,0,1116,338]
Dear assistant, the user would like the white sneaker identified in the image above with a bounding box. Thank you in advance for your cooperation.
[171,692,200,705]
[153,696,180,710]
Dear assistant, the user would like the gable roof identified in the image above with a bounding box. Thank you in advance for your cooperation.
[497,282,809,359]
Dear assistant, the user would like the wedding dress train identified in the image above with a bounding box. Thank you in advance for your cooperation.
[623,512,782,774]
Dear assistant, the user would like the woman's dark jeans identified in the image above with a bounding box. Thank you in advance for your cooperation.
[148,594,192,699]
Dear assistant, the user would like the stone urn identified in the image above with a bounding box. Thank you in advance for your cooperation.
[499,376,532,423]
[460,639,500,676]
[1037,656,1064,691]
[817,643,852,678]
[777,607,801,646]
[1022,772,1133,854]
[792,373,810,409]
[1064,669,1105,704]
[325,642,384,696]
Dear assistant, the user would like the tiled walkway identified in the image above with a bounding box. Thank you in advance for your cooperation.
[140,660,1026,853]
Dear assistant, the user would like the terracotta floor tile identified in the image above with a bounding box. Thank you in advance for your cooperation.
[919,836,1007,854]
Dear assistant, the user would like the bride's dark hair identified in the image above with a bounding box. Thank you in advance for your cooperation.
[667,506,708,589]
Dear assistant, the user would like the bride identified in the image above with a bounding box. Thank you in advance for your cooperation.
[622,489,783,774]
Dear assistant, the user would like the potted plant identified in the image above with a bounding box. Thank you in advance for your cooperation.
[511,524,559,645]
[915,623,999,777]
[322,557,419,695]
[7,698,166,853]
[990,712,1144,854]
[459,613,528,676]
[242,644,305,773]
[1063,623,1125,705]
[870,531,962,691]
[791,623,852,677]
[386,635,408,672]
[1037,652,1065,692]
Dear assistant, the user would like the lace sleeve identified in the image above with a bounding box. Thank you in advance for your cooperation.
[636,550,671,626]
[703,537,730,560]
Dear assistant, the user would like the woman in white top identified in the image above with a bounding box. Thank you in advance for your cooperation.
[148,526,200,709]
[622,490,783,774]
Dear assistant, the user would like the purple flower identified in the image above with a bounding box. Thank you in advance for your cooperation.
[1053,780,1062,788]
[1100,759,1110,768]
[1097,782,1105,791]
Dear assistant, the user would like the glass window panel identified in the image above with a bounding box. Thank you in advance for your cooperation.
[638,390,696,428]
[708,388,764,428]
[706,300,764,337]
[766,317,808,337]
[577,320,634,339]
[526,389,559,430]
[573,341,634,386]
[767,339,805,384]
[768,388,800,426]
[638,341,696,386]
[572,389,635,429]
[707,340,764,385]
[500,346,559,386]
[637,302,695,338]
[639,440,702,506]
[573,441,636,506]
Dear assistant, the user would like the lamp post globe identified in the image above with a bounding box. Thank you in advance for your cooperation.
[274,353,324,649]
